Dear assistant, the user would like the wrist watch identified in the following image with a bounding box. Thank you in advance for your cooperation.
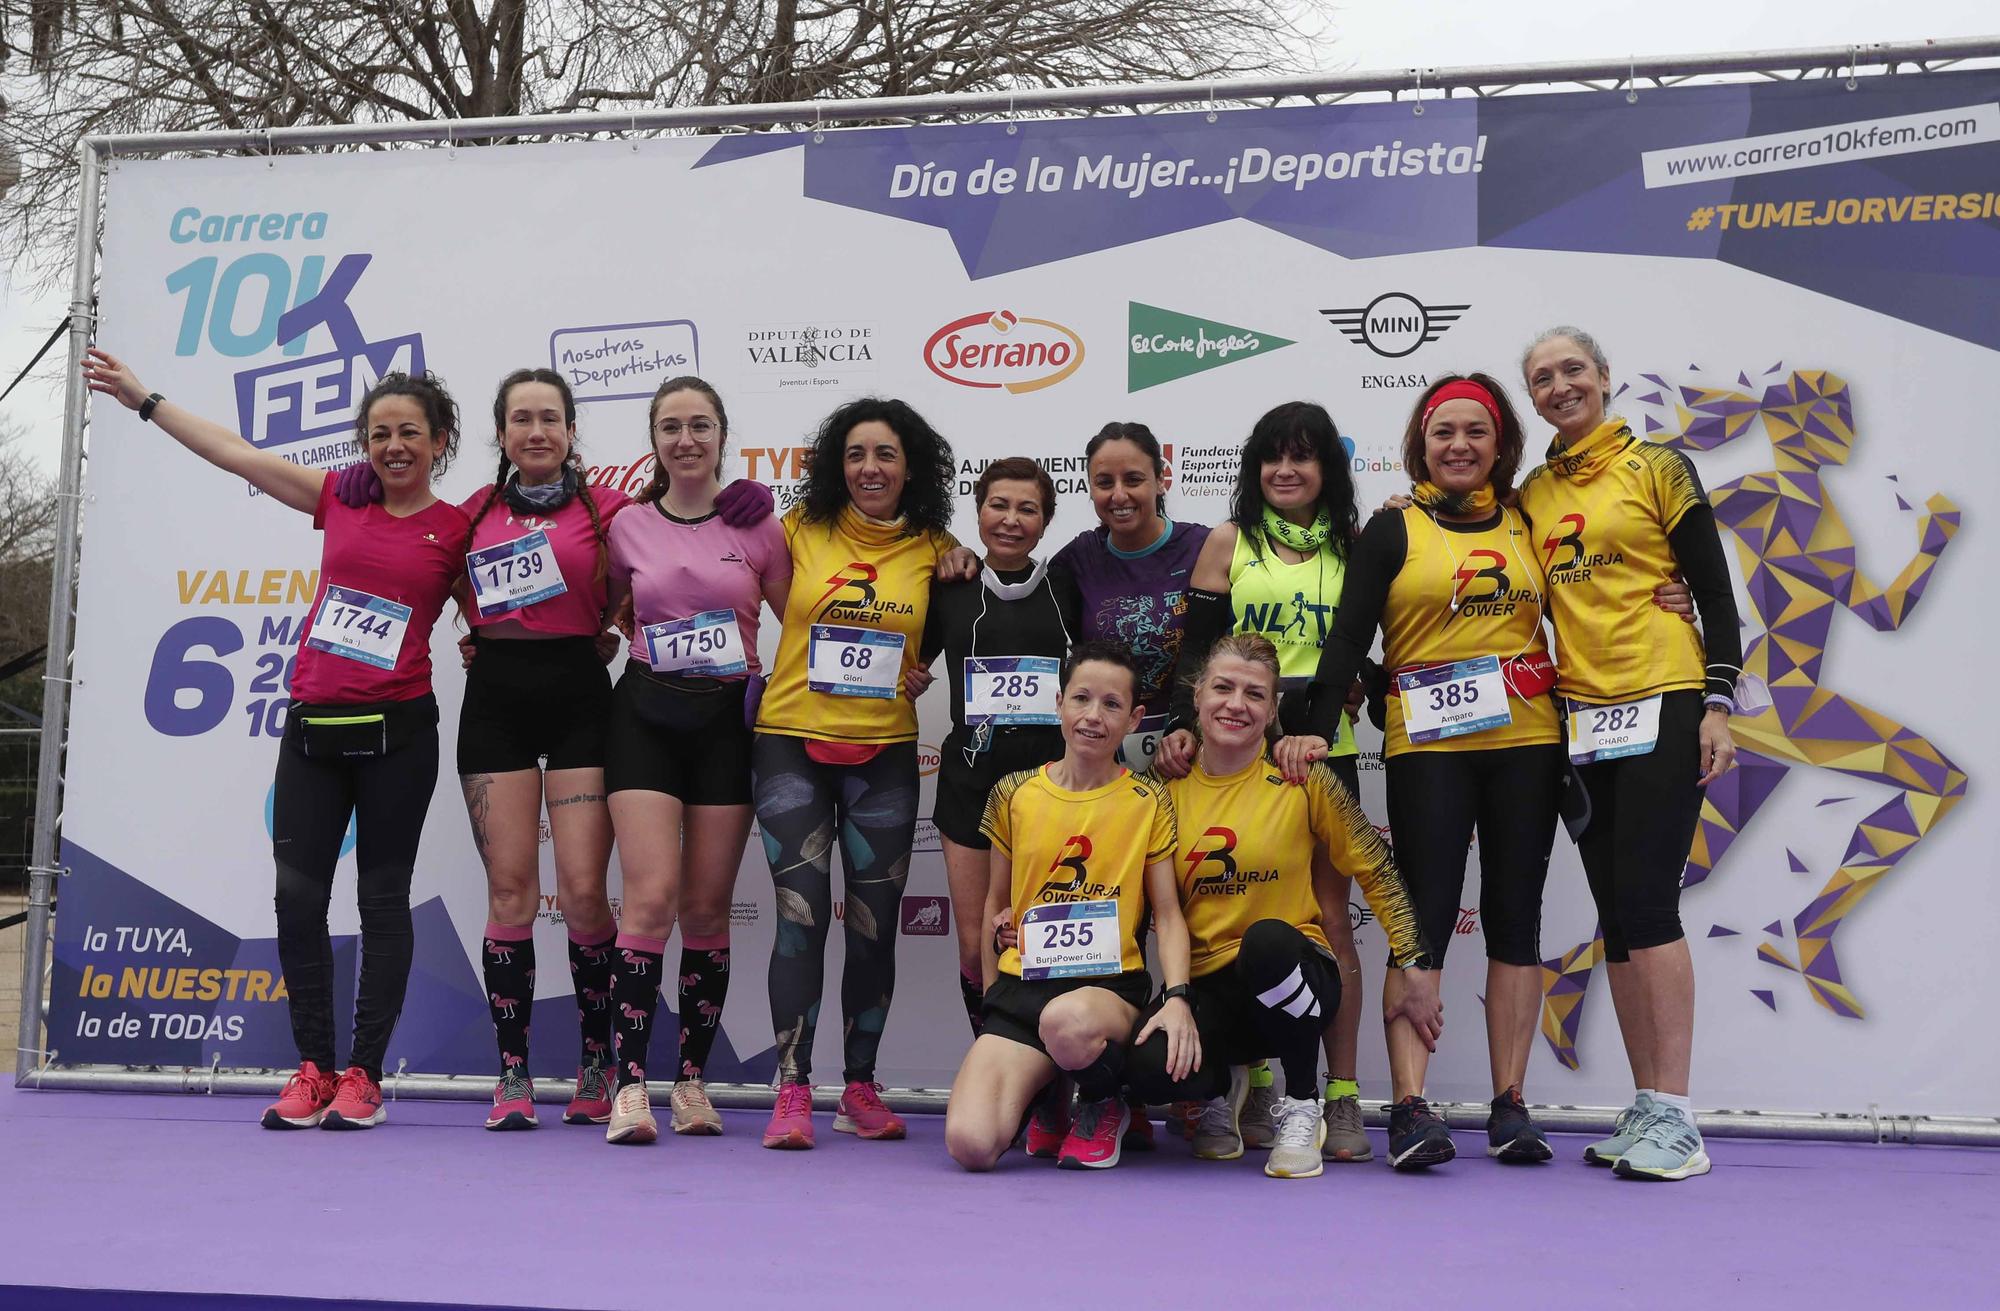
[138,392,165,422]
[1161,984,1192,1005]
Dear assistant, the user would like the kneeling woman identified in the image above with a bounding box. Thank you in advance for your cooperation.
[1128,635,1437,1178]
[945,641,1197,1172]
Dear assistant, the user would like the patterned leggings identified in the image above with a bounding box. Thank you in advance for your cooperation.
[752,734,918,1084]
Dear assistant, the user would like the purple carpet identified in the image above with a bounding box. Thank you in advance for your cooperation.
[4,1080,1995,1310]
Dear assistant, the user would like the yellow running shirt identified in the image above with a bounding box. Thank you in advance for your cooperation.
[1164,758,1428,975]
[1375,506,1560,756]
[756,504,957,744]
[1517,419,1708,705]
[981,765,1177,979]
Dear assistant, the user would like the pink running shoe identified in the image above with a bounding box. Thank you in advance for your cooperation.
[563,1065,613,1125]
[762,1082,816,1150]
[833,1081,907,1140]
[1057,1097,1130,1170]
[261,1061,336,1130]
[485,1069,538,1131]
[322,1066,386,1130]
[1025,1089,1072,1159]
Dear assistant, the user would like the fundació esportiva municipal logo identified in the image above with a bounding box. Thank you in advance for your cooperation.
[1321,293,1468,359]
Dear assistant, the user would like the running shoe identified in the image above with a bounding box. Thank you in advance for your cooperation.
[1056,1097,1130,1171]
[1122,1098,1157,1152]
[1192,1065,1251,1161]
[1485,1085,1553,1162]
[670,1078,724,1136]
[1386,1094,1455,1170]
[1583,1091,1656,1167]
[605,1081,658,1145]
[321,1066,386,1130]
[485,1068,538,1131]
[261,1061,336,1130]
[563,1064,614,1125]
[1239,1067,1279,1149]
[1614,1105,1712,1181]
[1024,1083,1073,1159]
[1321,1092,1373,1162]
[762,1081,816,1150]
[833,1081,907,1140]
[1264,1096,1328,1179]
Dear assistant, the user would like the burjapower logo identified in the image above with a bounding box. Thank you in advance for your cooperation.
[1321,292,1467,359]
[924,310,1084,393]
[1127,302,1294,391]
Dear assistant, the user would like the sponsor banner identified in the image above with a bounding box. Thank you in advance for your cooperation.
[57,71,1997,1110]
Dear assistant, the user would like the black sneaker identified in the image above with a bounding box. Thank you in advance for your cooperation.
[1387,1095,1456,1170]
[1485,1086,1554,1163]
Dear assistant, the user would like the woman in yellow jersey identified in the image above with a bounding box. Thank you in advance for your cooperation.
[944,641,1197,1173]
[1130,635,1437,1180]
[1292,376,1567,1169]
[1159,400,1373,1161]
[1517,326,1742,1183]
[752,397,974,1150]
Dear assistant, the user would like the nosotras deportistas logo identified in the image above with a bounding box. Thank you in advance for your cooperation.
[1128,302,1294,392]
[924,310,1083,393]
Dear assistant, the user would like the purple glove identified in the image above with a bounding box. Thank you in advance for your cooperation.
[335,461,383,508]
[716,478,775,527]
[743,673,767,730]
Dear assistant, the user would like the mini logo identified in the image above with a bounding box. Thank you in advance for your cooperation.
[1322,293,1468,359]
[1127,302,1293,392]
[1349,900,1377,932]
[901,896,949,936]
[924,310,1084,394]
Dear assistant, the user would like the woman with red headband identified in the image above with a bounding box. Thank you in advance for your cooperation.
[1287,374,1689,1171]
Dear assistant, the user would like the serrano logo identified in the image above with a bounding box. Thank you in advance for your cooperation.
[924,310,1084,393]
[1185,827,1239,889]
[1322,293,1468,359]
[1047,834,1093,892]
[812,561,879,613]
[1542,513,1587,576]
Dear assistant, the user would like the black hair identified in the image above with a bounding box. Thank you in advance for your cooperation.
[352,371,461,480]
[1084,421,1168,518]
[636,375,732,506]
[1060,638,1142,703]
[1229,401,1358,560]
[464,367,606,586]
[798,396,955,535]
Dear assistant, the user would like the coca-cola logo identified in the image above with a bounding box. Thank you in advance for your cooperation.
[923,310,1084,394]
[585,455,659,496]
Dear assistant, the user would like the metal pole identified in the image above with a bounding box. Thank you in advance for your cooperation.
[85,37,2000,155]
[15,139,103,1081]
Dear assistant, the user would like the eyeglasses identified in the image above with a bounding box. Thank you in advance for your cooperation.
[656,419,719,442]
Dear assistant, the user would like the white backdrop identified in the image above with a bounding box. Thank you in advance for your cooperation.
[48,75,1999,1113]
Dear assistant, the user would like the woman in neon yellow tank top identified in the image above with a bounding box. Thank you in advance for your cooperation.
[1155,400,1372,1163]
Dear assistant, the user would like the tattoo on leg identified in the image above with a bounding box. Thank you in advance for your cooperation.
[548,793,606,809]
[463,774,495,865]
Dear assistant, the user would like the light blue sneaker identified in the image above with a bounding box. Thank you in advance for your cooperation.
[1583,1091,1654,1166]
[1614,1105,1712,1181]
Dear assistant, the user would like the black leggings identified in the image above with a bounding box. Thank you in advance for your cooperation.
[1574,690,1705,962]
[272,697,439,1082]
[1127,919,1342,1103]
[752,733,919,1084]
[1383,742,1562,967]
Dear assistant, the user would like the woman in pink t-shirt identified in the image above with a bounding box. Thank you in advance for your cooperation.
[83,348,467,1133]
[597,376,790,1144]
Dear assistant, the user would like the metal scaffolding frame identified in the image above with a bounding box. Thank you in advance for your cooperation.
[18,37,2000,1144]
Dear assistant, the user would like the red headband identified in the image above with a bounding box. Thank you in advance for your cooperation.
[1422,380,1502,432]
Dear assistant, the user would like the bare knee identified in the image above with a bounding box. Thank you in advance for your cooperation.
[945,1116,1006,1172]
[486,880,540,926]
[1038,1007,1104,1072]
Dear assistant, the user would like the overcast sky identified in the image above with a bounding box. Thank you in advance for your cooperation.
[3,1,1994,471]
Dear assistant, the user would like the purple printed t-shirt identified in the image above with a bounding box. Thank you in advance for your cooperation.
[1051,518,1210,716]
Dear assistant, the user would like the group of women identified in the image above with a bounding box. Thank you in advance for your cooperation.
[81,317,1739,1182]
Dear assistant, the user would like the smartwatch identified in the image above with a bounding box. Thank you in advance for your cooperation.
[139,392,164,422]
[1161,984,1192,1005]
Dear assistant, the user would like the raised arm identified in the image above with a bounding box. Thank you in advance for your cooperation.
[83,348,325,514]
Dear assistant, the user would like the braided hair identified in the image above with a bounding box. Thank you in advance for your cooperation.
[465,368,607,588]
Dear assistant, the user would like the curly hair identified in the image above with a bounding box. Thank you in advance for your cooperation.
[798,396,956,535]
[1228,401,1358,559]
[352,370,461,480]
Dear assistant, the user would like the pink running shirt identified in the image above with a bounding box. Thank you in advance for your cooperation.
[607,501,790,677]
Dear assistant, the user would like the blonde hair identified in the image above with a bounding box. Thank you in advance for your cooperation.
[1195,634,1284,739]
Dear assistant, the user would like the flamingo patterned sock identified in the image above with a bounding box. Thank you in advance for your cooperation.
[610,933,665,1089]
[675,933,732,1081]
[482,921,536,1073]
[567,927,617,1071]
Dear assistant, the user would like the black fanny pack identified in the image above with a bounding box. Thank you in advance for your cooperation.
[291,696,437,760]
[620,662,745,736]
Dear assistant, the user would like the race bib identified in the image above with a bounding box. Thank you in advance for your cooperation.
[1019,900,1122,980]
[1117,714,1167,771]
[467,530,566,618]
[306,585,411,670]
[807,625,905,698]
[964,656,1060,726]
[1567,694,1663,764]
[1398,655,1514,744]
[644,608,747,677]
